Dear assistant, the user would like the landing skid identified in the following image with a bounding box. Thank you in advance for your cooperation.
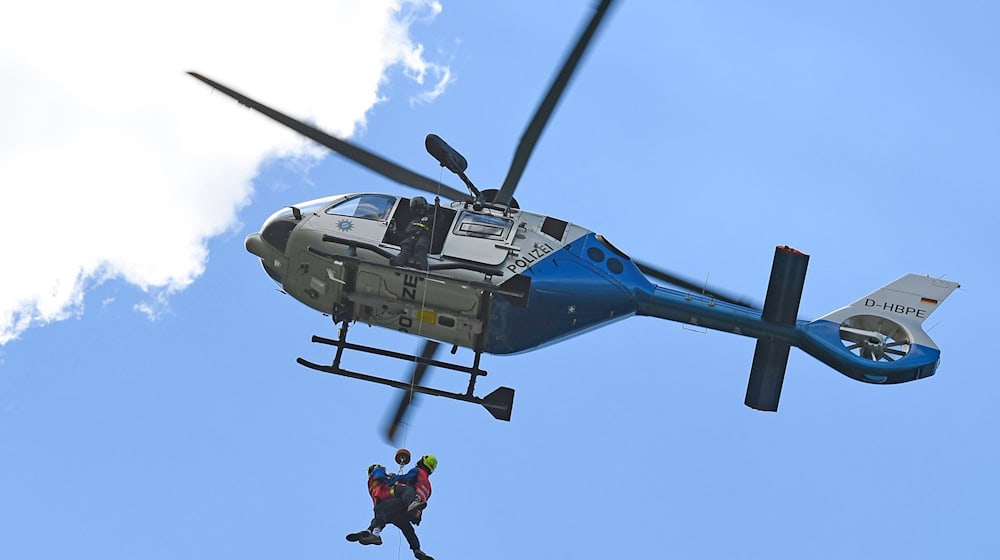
[296,321,515,421]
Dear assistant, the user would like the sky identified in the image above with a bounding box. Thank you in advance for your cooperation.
[1,1,998,558]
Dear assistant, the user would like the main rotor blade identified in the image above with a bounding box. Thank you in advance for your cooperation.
[187,72,468,202]
[634,260,760,310]
[494,0,616,206]
[384,340,440,444]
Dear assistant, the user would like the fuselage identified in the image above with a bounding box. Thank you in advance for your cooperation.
[245,192,657,355]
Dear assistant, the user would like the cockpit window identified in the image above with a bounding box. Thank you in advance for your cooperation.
[325,194,396,221]
[297,196,341,215]
[264,195,341,226]
[452,211,513,240]
[260,196,344,253]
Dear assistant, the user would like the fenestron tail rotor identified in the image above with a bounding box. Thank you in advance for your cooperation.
[493,0,617,206]
[839,316,911,362]
[186,72,468,202]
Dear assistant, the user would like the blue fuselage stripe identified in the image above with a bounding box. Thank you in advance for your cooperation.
[485,233,646,354]
[484,233,941,383]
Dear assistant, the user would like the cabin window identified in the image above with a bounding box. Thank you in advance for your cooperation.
[452,211,513,240]
[325,194,396,221]
[541,216,568,241]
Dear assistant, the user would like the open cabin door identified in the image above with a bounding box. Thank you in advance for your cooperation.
[382,198,457,256]
[441,210,516,266]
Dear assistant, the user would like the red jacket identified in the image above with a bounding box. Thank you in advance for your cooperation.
[368,468,394,506]
[398,464,432,502]
[415,466,431,502]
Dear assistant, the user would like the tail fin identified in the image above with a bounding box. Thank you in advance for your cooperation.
[817,274,960,349]
[800,274,960,385]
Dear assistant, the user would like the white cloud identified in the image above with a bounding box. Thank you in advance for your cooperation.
[133,289,173,323]
[0,0,450,344]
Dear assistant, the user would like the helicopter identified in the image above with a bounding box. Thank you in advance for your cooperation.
[190,0,959,442]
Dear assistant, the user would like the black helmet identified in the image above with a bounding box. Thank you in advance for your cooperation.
[410,196,428,212]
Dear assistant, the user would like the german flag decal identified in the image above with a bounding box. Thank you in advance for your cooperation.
[921,297,939,305]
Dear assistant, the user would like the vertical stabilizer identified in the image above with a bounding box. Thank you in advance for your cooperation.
[817,274,960,349]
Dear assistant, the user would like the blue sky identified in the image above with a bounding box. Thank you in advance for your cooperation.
[2,1,999,558]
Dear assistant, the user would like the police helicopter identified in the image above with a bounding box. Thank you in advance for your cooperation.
[190,0,959,442]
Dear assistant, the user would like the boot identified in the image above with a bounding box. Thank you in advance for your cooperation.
[407,498,427,513]
[346,530,370,543]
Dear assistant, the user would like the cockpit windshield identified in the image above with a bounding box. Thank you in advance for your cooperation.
[259,195,344,253]
[262,195,343,228]
[325,194,396,221]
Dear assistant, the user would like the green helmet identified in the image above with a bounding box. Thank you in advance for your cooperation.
[419,454,438,473]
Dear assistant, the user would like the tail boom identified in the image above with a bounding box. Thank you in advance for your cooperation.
[635,249,959,409]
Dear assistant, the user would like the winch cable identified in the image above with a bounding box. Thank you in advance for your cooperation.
[401,170,447,446]
[393,174,446,560]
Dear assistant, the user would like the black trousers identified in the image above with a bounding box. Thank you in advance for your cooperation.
[369,497,421,551]
[394,483,417,504]
[392,232,431,269]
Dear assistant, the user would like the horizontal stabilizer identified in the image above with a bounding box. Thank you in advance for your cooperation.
[745,339,792,411]
[760,246,809,325]
[744,246,809,411]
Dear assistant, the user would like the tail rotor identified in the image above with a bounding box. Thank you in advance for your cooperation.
[839,316,912,362]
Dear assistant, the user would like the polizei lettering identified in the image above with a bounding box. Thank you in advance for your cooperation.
[864,298,927,319]
[507,243,555,273]
[398,273,421,333]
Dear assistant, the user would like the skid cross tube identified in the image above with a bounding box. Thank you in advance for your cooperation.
[298,355,489,402]
[296,349,514,419]
[306,334,489,380]
[295,321,514,420]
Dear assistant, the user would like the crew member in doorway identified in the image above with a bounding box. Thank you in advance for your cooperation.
[390,196,434,270]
